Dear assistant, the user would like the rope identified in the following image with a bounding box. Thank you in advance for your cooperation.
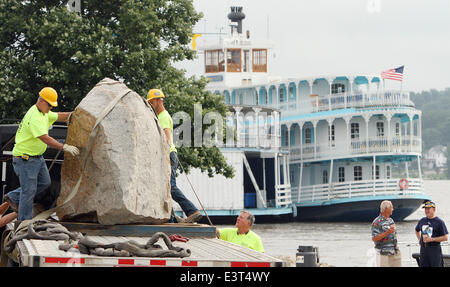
[6,81,133,249]
[178,160,214,226]
[4,220,82,254]
[5,219,190,259]
[59,232,191,258]
[0,135,15,153]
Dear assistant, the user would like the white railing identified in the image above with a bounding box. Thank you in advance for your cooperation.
[219,130,281,150]
[291,178,423,204]
[275,184,292,207]
[289,136,422,161]
[274,90,413,114]
[237,132,281,149]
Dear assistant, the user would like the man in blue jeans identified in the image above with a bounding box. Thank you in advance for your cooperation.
[415,201,448,267]
[4,87,79,221]
[147,89,202,223]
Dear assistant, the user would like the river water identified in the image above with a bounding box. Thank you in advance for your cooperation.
[221,180,450,267]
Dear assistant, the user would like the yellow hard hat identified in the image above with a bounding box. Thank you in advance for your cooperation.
[147,89,165,101]
[39,87,58,107]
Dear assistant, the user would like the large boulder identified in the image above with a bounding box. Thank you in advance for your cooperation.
[57,78,172,225]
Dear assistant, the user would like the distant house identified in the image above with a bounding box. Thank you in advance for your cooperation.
[423,145,447,169]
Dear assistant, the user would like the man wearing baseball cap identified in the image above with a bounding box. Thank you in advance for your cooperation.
[415,201,448,267]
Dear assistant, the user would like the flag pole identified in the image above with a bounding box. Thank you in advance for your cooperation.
[400,65,404,92]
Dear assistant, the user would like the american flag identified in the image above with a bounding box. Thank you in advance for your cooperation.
[381,65,404,82]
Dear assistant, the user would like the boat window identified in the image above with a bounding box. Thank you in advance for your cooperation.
[243,50,250,72]
[259,89,267,105]
[227,49,241,72]
[351,123,359,139]
[371,165,380,180]
[224,91,230,104]
[252,49,267,72]
[395,122,400,136]
[205,49,225,73]
[279,87,286,110]
[238,90,244,105]
[354,166,362,181]
[288,85,296,110]
[331,83,345,94]
[376,122,384,137]
[328,124,335,142]
[268,86,276,105]
[338,167,345,182]
[304,128,312,144]
[322,170,328,184]
[386,165,391,179]
[282,126,289,147]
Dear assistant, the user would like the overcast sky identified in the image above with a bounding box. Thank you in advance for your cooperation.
[176,0,450,92]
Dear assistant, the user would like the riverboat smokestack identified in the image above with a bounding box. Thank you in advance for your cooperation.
[228,6,245,34]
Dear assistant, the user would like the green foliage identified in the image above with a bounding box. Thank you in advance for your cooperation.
[410,88,450,151]
[446,144,450,179]
[0,0,234,178]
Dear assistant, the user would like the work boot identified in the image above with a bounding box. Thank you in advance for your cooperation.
[185,211,202,223]
[4,195,18,213]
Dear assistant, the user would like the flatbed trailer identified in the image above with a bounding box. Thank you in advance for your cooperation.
[6,222,284,267]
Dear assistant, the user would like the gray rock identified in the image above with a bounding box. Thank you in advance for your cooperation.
[57,78,172,225]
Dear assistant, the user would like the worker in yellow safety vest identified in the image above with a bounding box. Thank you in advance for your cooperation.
[4,87,80,221]
[147,89,202,223]
[217,210,264,253]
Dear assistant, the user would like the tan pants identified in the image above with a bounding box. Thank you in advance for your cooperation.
[376,250,402,267]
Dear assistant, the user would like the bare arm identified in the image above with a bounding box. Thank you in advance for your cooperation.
[163,128,172,147]
[215,228,220,239]
[57,112,72,122]
[372,224,396,242]
[423,234,448,243]
[415,230,421,242]
[38,134,64,150]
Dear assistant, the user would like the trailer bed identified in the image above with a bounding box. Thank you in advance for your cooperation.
[13,223,283,267]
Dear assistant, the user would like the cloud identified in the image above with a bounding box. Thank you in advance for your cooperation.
[176,0,450,92]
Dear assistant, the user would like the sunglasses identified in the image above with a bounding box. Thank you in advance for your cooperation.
[40,98,53,109]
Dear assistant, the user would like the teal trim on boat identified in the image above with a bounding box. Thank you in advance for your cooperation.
[294,193,431,207]
[281,108,357,123]
[280,106,416,123]
[174,207,293,217]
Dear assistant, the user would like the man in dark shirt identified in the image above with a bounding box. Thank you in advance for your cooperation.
[415,201,448,267]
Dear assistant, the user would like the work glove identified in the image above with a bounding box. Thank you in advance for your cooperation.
[63,144,80,156]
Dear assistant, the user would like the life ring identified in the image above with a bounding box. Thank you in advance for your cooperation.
[399,178,409,190]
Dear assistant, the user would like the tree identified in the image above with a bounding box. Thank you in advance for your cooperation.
[411,88,450,151]
[0,0,234,178]
[446,145,450,179]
